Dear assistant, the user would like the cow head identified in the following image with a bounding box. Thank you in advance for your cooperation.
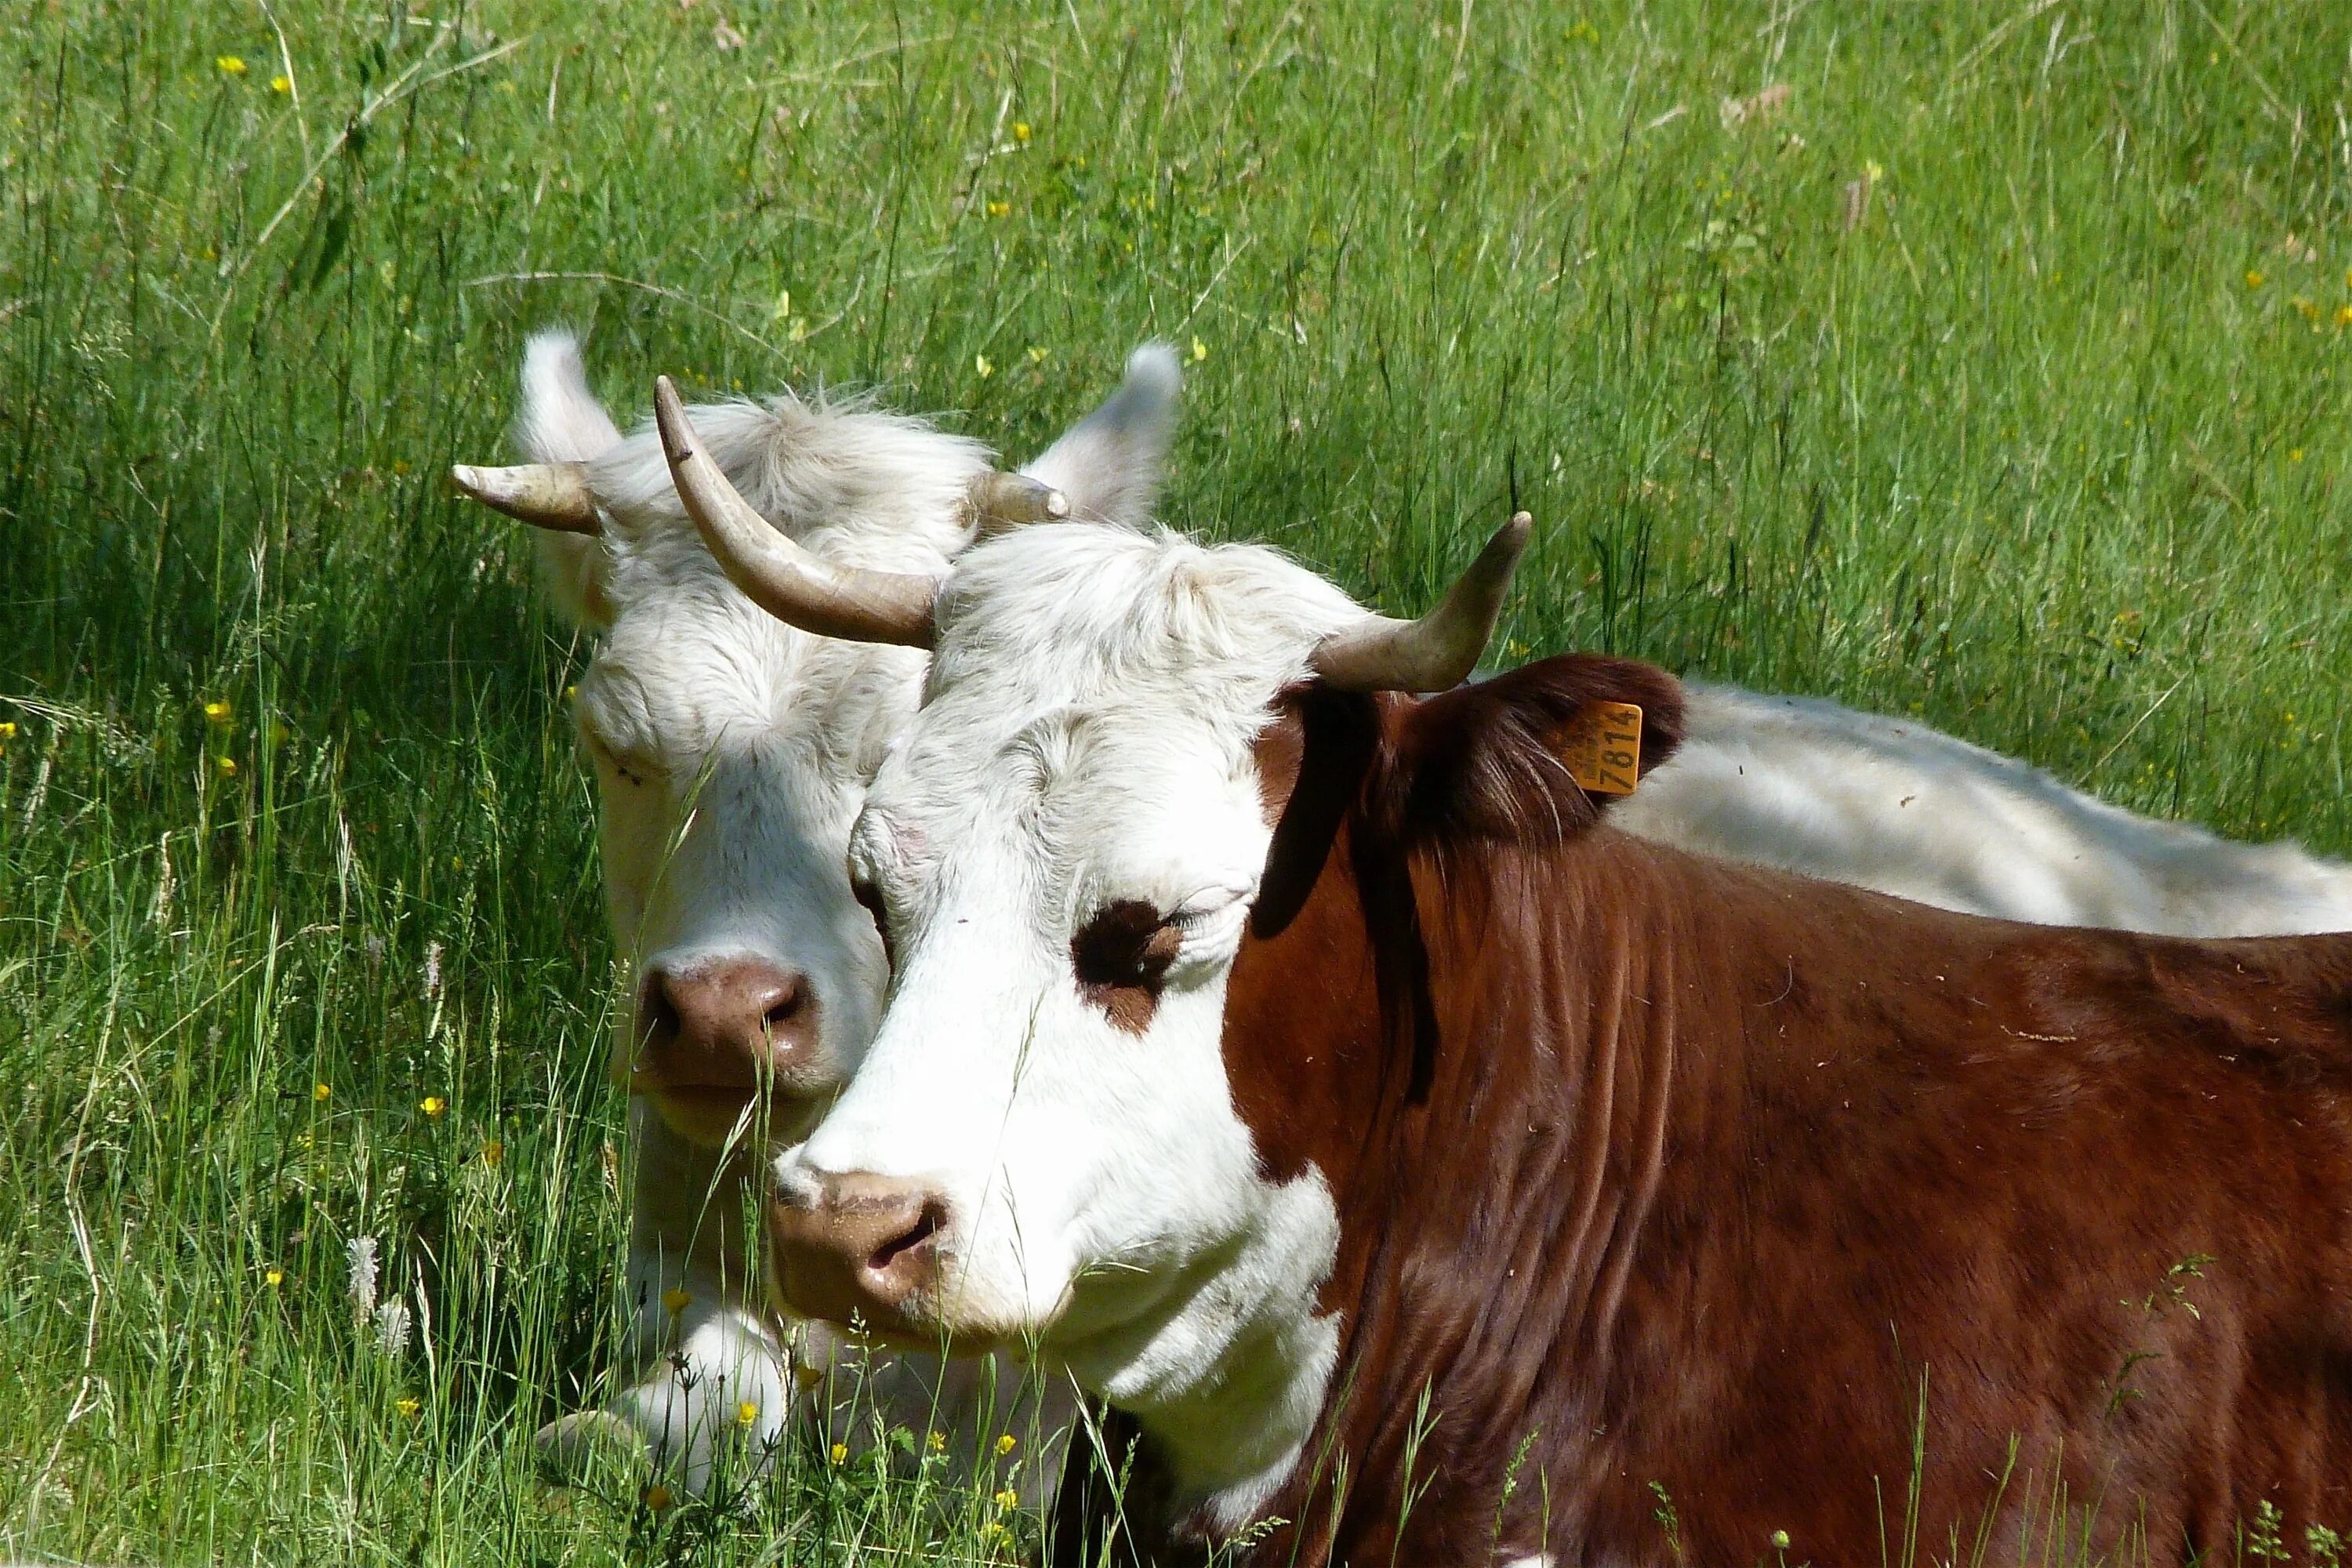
[454,334,1181,1150]
[651,395,1549,1354]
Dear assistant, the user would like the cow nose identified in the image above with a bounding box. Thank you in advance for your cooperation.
[767,1171,946,1331]
[631,956,818,1143]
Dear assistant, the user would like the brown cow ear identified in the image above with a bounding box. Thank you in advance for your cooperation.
[1382,655,1686,844]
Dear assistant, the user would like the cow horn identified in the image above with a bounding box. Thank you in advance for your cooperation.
[1308,513,1533,692]
[653,376,941,648]
[966,470,1071,536]
[449,462,601,535]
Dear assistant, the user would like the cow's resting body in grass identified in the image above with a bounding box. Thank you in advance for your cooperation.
[653,419,2352,1563]
[458,344,2352,1494]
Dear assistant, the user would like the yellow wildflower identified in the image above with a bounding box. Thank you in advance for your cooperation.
[1026,345,1048,364]
[996,1432,1018,1456]
[204,699,232,725]
[985,200,1010,219]
[2336,305,2352,328]
[2246,269,2265,289]
[993,1488,1018,1510]
[1189,337,1207,363]
[927,1429,947,1452]
[270,74,291,94]
[395,1396,422,1417]
[1012,121,1031,143]
[265,1267,284,1287]
[420,1095,446,1117]
[642,1483,675,1512]
[737,1400,760,1428]
[975,354,994,379]
[480,1139,504,1167]
[216,55,248,77]
[2292,296,2319,321]
[2289,448,2306,463]
[662,1286,691,1315]
[314,1081,331,1102]
[216,756,238,778]
[828,1441,849,1464]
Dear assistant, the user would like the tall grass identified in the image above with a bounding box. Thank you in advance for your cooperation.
[2,0,2348,1562]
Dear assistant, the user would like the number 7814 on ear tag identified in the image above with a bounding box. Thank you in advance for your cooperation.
[1558,701,1644,796]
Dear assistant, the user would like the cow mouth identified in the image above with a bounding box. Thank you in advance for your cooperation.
[644,1083,761,1144]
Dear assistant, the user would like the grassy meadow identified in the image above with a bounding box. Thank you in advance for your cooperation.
[4,0,2351,1561]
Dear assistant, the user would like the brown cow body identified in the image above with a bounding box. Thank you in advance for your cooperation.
[696,484,2352,1566]
[1088,665,2352,1566]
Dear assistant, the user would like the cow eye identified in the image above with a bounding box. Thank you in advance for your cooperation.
[1072,900,1184,1031]
[851,875,894,964]
[578,724,659,789]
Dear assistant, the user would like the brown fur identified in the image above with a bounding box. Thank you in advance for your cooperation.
[1069,654,2352,1566]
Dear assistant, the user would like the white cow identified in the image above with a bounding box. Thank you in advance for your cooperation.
[462,339,2352,1492]
[452,333,1180,1492]
[1619,684,2352,934]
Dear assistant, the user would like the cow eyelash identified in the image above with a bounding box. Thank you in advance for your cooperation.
[578,726,657,789]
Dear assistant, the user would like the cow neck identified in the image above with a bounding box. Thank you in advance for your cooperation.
[1181,689,1703,1564]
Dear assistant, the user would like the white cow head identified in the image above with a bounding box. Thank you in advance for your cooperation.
[651,391,1527,1505]
[454,335,1181,1150]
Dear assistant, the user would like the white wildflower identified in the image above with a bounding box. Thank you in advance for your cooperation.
[374,1298,413,1356]
[347,1235,379,1325]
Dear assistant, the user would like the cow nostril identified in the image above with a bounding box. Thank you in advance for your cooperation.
[867,1207,939,1274]
[762,982,805,1036]
[640,975,683,1047]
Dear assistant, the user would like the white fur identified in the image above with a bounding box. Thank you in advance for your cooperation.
[794,524,1367,1530]
[510,336,1180,1490]
[1619,683,2352,935]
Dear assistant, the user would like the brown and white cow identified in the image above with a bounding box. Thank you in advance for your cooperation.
[658,405,2352,1563]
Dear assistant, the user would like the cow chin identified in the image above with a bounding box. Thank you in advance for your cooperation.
[648,1086,826,1151]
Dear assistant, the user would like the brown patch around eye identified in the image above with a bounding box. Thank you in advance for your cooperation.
[1072,899,1184,1033]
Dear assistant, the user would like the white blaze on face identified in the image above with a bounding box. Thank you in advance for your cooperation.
[791,524,1366,1360]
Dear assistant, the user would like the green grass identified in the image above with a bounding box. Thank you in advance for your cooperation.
[2,0,2350,1562]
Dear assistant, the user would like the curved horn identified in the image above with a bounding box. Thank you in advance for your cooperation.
[653,376,940,648]
[1308,513,1533,692]
[966,470,1071,536]
[449,463,601,534]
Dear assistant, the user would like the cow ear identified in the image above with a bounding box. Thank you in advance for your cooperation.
[1382,655,1686,844]
[517,329,622,627]
[1016,343,1181,527]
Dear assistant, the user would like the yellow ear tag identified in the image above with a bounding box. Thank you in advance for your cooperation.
[1559,701,1643,796]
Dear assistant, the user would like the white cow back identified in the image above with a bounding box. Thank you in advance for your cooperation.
[1619,684,2352,935]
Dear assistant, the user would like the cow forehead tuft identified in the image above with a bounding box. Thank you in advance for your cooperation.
[927,524,1365,721]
